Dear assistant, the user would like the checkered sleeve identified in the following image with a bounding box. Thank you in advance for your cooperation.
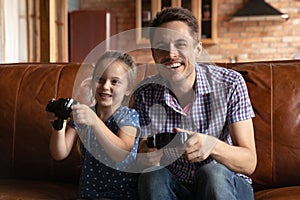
[227,71,255,124]
[132,89,151,138]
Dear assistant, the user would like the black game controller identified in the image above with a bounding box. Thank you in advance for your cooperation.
[46,98,77,130]
[147,132,189,149]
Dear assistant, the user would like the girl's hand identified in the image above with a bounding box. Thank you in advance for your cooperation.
[46,111,57,123]
[138,139,163,166]
[71,104,98,127]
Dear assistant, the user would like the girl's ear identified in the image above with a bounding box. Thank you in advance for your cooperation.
[122,87,133,106]
[125,87,132,96]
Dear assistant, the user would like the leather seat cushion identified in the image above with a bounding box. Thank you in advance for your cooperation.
[255,186,300,200]
[0,179,77,200]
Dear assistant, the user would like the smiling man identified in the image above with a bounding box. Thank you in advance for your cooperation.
[132,7,257,200]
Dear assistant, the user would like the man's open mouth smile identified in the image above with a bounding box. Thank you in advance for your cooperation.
[165,62,182,69]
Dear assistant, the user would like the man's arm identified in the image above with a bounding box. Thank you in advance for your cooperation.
[211,119,257,175]
[182,118,257,176]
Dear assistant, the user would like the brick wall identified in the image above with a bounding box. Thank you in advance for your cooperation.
[80,0,300,63]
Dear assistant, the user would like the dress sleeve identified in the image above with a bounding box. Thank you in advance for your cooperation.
[114,107,141,171]
[115,107,141,137]
[67,118,76,129]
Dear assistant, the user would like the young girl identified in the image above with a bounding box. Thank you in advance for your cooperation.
[47,51,140,199]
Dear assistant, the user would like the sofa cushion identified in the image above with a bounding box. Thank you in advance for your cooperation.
[0,179,77,200]
[254,186,300,200]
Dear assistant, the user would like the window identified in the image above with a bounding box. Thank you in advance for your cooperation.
[136,0,218,45]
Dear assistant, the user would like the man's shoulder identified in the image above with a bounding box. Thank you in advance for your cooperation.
[197,63,243,84]
[197,62,239,75]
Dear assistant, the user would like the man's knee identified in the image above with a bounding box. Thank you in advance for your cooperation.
[197,163,232,180]
[194,163,235,190]
[138,167,179,200]
[138,167,173,186]
[193,164,237,199]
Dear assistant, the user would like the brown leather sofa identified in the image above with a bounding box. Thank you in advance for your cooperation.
[0,61,300,199]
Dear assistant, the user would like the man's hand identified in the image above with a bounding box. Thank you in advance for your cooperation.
[138,139,163,166]
[175,128,218,162]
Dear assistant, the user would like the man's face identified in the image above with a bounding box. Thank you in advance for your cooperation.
[151,21,199,84]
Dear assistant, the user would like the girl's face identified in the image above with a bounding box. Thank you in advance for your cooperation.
[93,60,131,111]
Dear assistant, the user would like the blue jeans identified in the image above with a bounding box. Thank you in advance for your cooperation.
[138,163,254,200]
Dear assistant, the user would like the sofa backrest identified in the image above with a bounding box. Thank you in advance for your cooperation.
[1,61,300,190]
[0,63,82,183]
[225,60,300,190]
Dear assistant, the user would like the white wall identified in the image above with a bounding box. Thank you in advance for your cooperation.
[0,0,79,63]
[1,0,27,63]
[68,0,80,12]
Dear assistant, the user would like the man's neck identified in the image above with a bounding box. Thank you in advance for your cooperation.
[169,71,196,108]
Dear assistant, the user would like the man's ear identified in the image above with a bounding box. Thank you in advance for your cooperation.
[194,42,202,56]
[151,48,159,63]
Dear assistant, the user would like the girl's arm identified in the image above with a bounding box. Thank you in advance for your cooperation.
[48,112,78,160]
[93,122,137,162]
[72,104,137,162]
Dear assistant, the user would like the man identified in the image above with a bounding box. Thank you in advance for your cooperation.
[133,7,257,200]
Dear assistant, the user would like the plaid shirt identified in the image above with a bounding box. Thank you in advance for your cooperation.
[133,63,255,184]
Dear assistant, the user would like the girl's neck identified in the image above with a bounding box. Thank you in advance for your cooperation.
[96,104,119,122]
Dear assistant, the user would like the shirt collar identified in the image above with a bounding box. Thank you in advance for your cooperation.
[194,63,211,95]
[162,63,211,114]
